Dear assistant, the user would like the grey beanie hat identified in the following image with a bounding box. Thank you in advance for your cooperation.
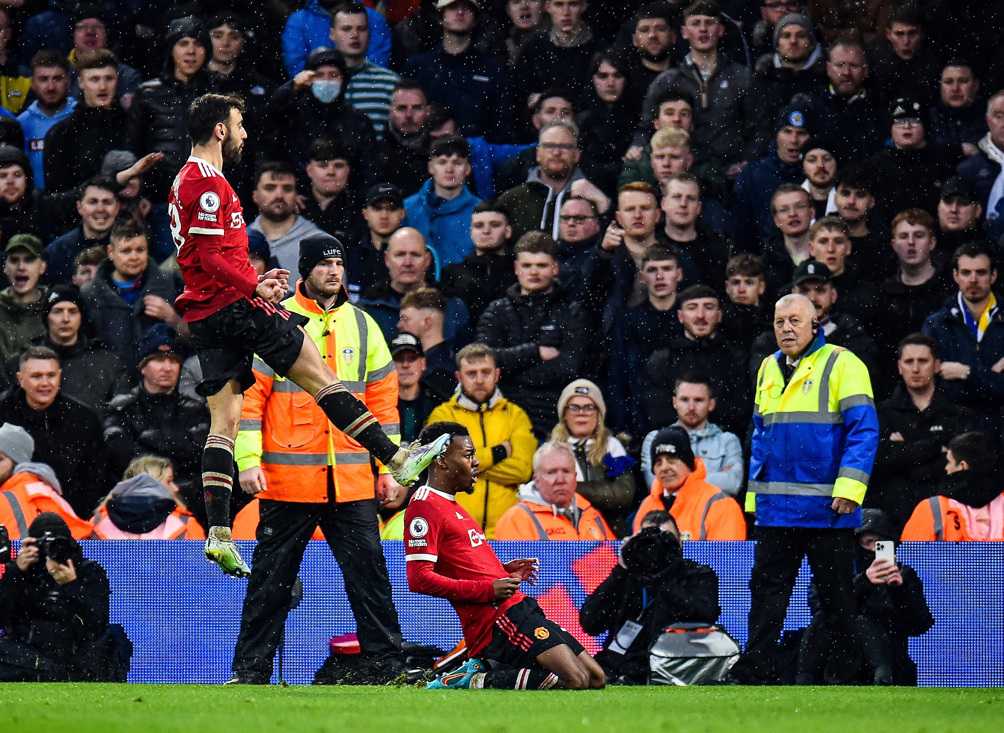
[773,13,815,48]
[557,379,607,421]
[0,423,34,466]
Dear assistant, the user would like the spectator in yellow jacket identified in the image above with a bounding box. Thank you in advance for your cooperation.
[495,441,615,541]
[425,342,537,537]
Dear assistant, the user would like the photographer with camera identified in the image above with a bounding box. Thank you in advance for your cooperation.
[579,512,720,684]
[0,512,125,681]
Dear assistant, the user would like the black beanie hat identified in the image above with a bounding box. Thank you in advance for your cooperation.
[298,234,346,281]
[42,285,85,321]
[650,426,696,470]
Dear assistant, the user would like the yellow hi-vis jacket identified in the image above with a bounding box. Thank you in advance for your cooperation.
[234,284,400,503]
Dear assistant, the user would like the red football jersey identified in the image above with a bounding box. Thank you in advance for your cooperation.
[169,156,259,321]
[404,486,523,655]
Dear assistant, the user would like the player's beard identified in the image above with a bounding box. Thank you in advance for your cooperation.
[222,132,244,165]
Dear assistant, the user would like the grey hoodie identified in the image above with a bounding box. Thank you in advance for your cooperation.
[641,421,743,496]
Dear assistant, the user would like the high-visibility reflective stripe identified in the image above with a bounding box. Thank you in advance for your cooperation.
[699,492,729,540]
[517,504,548,540]
[353,308,368,383]
[239,419,261,431]
[929,496,943,540]
[838,467,870,484]
[747,480,833,496]
[1,491,28,536]
[368,361,395,383]
[252,357,274,377]
[838,394,875,412]
[592,515,607,538]
[817,348,842,411]
[381,423,400,435]
[261,451,373,466]
[761,411,841,426]
[272,379,304,393]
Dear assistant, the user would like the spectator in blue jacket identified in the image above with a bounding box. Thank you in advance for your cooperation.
[404,0,511,141]
[16,51,74,191]
[922,241,1004,433]
[405,135,481,268]
[282,0,391,77]
[733,98,813,252]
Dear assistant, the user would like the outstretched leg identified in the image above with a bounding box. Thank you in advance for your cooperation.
[285,334,446,484]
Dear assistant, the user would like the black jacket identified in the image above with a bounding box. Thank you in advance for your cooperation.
[579,561,720,683]
[264,80,378,188]
[808,86,886,164]
[0,555,109,664]
[477,283,588,438]
[440,252,516,325]
[102,384,209,502]
[869,386,977,531]
[646,331,750,436]
[866,144,966,224]
[2,333,125,414]
[0,388,106,517]
[748,54,828,157]
[128,72,212,200]
[80,260,180,367]
[44,103,130,195]
[375,128,430,198]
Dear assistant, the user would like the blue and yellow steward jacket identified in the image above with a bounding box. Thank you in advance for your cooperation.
[747,331,878,528]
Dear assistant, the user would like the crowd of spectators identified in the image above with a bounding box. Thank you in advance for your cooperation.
[0,0,1003,683]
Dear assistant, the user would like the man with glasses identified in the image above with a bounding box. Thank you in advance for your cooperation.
[555,196,600,305]
[496,120,609,243]
[867,97,968,223]
[810,38,884,163]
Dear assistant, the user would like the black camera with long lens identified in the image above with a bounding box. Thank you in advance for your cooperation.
[38,531,76,565]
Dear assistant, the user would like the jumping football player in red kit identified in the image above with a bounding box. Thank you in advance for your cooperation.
[404,422,605,690]
[170,93,449,577]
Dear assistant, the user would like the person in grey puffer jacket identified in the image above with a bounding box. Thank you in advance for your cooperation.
[640,373,743,496]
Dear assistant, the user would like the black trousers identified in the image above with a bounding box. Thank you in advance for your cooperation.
[734,526,858,683]
[0,638,67,681]
[232,496,402,678]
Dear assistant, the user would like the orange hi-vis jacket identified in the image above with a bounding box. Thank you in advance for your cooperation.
[0,471,93,539]
[235,285,400,503]
[231,498,325,541]
[494,491,615,540]
[90,505,205,540]
[632,459,747,539]
[901,492,1004,541]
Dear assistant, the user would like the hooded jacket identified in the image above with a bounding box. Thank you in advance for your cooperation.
[733,143,806,251]
[644,332,751,438]
[80,258,180,366]
[749,49,828,156]
[922,294,1004,422]
[870,386,976,530]
[16,96,76,190]
[493,481,613,540]
[0,388,106,518]
[0,465,93,539]
[281,0,391,77]
[477,282,588,437]
[641,422,744,497]
[102,384,209,494]
[90,474,204,540]
[425,388,537,537]
[632,459,746,539]
[494,166,588,243]
[264,75,378,187]
[641,54,754,166]
[0,286,47,365]
[42,101,127,195]
[404,178,482,268]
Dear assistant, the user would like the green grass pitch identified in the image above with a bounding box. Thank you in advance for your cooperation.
[2,684,1002,733]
